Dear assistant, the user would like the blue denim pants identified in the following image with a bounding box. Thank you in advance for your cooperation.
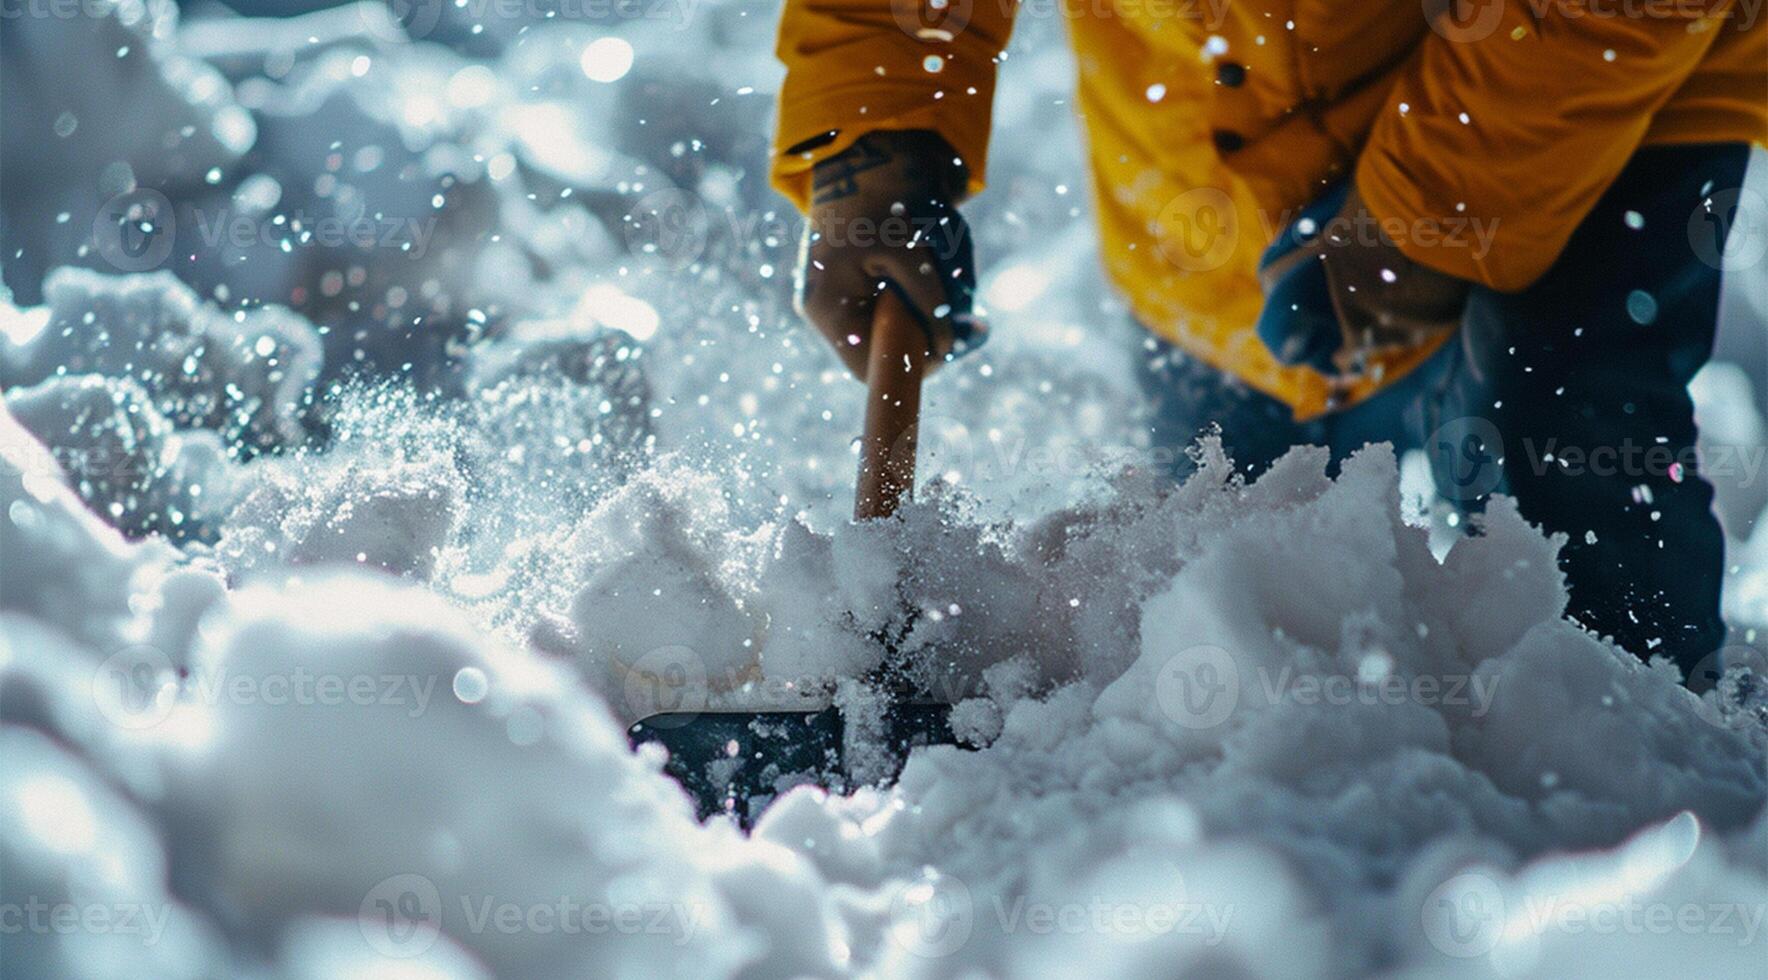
[1139,142,1754,675]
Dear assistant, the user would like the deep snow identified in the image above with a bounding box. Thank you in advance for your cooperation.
[2,2,1767,978]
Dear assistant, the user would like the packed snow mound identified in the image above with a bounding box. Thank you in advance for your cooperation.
[5,2,1768,977]
[5,399,1766,977]
[792,446,1766,977]
[155,574,834,979]
[217,452,464,580]
[3,269,322,452]
[7,374,232,542]
[0,406,147,647]
[1,729,228,980]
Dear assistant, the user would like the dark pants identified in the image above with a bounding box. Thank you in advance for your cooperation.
[1140,142,1754,675]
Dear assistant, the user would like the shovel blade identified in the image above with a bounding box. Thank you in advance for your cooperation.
[629,701,960,826]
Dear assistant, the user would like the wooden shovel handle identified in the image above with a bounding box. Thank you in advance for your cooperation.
[854,290,929,520]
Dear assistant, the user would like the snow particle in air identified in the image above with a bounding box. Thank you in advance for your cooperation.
[447,65,498,108]
[1626,290,1658,325]
[1356,651,1395,684]
[581,37,636,84]
[453,666,490,704]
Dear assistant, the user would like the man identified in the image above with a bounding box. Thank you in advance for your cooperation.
[767,0,1766,678]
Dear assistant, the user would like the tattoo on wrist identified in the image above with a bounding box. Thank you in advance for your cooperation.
[811,136,893,205]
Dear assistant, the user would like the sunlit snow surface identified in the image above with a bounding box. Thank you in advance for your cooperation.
[2,2,1767,978]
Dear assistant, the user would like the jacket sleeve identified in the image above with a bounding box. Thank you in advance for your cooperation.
[769,0,1017,211]
[1356,1,1736,291]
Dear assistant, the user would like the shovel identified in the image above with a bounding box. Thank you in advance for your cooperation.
[628,290,962,825]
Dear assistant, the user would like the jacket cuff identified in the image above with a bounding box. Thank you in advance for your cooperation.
[771,81,995,212]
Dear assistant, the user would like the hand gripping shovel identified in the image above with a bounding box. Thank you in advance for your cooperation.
[628,291,963,825]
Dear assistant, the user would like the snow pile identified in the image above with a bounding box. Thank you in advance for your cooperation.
[3,2,1767,977]
[2,269,322,540]
[155,574,815,979]
[5,394,1766,977]
[1,269,322,452]
[216,452,463,579]
[1,407,843,977]
[756,446,1766,977]
[1,730,228,980]
[6,374,230,541]
[0,408,149,646]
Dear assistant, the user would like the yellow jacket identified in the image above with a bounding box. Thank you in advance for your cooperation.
[769,0,1767,417]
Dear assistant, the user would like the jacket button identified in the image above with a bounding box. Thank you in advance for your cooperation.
[1216,62,1247,88]
[1212,130,1245,154]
